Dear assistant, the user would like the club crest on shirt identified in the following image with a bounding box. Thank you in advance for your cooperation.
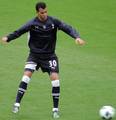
[43,25,46,29]
[52,24,54,29]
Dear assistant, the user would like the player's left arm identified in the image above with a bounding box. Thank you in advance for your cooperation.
[75,37,85,45]
[54,18,85,45]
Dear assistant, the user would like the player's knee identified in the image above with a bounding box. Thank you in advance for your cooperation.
[24,70,33,77]
[21,75,31,84]
[51,80,60,87]
[50,72,59,80]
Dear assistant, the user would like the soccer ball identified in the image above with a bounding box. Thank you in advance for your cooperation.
[99,106,115,120]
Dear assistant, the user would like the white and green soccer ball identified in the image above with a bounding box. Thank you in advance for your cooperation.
[99,106,115,120]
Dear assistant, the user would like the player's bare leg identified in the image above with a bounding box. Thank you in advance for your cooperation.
[12,71,33,113]
[50,72,60,118]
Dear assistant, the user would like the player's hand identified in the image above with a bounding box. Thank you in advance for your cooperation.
[1,37,8,43]
[75,38,85,45]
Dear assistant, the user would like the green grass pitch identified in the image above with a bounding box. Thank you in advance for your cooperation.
[0,0,116,120]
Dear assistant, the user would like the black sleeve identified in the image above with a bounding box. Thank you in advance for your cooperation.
[54,18,80,39]
[7,22,31,42]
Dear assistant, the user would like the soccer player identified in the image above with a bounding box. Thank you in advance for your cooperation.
[1,2,85,118]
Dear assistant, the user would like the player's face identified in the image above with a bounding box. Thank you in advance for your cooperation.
[37,8,48,21]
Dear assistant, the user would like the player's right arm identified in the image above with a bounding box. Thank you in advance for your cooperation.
[1,36,8,43]
[1,21,32,43]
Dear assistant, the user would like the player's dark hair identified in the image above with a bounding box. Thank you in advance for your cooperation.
[35,2,46,11]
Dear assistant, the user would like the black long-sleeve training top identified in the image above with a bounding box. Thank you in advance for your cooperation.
[7,16,80,54]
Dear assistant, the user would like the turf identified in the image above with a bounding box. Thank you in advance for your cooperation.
[0,0,116,120]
